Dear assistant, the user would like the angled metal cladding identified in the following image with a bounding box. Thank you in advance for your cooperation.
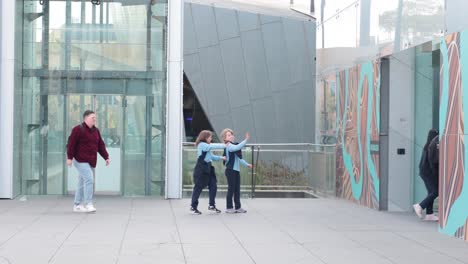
[183,2,316,143]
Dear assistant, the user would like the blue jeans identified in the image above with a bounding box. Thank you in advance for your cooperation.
[73,160,95,205]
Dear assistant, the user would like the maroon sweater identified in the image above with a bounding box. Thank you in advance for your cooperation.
[67,123,109,168]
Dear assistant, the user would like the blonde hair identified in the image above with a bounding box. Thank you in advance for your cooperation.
[220,128,234,143]
[195,130,212,146]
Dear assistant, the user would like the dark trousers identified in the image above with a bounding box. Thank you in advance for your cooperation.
[419,174,439,215]
[208,166,218,207]
[191,165,217,209]
[225,169,241,209]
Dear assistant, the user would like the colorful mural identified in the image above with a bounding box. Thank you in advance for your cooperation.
[335,60,381,210]
[439,32,468,241]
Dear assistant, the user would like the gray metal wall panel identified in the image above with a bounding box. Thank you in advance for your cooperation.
[191,4,219,48]
[231,105,257,143]
[273,91,300,143]
[241,30,271,100]
[208,113,233,136]
[260,14,281,24]
[215,8,240,41]
[198,45,230,115]
[299,82,315,142]
[238,12,259,32]
[252,98,278,143]
[289,80,315,143]
[283,18,311,83]
[184,4,199,55]
[219,38,251,108]
[302,22,317,142]
[303,20,316,75]
[184,3,316,144]
[387,49,415,212]
[261,22,291,92]
[184,53,208,109]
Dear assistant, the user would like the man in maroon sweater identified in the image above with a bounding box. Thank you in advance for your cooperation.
[67,110,110,213]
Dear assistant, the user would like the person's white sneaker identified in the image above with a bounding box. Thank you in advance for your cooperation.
[235,208,247,213]
[85,203,97,213]
[73,204,86,213]
[413,204,423,218]
[424,214,439,222]
[226,208,236,214]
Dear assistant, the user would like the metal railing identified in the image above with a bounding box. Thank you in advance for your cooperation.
[182,143,336,198]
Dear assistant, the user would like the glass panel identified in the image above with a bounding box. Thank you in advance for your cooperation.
[23,1,43,70]
[291,0,314,15]
[18,0,168,197]
[315,0,444,76]
[123,96,146,196]
[23,1,168,71]
[21,77,42,194]
[321,1,358,48]
[182,144,336,198]
[20,78,65,195]
[316,75,338,144]
[94,95,122,194]
[413,42,439,204]
[46,95,65,194]
[445,0,468,33]
[150,80,165,196]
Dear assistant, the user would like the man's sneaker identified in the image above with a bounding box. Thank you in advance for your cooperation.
[208,206,221,213]
[73,204,85,213]
[413,204,422,218]
[225,208,236,214]
[85,203,97,213]
[235,208,247,213]
[190,207,202,215]
[424,214,439,222]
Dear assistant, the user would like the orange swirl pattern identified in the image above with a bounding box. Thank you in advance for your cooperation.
[440,33,467,240]
[335,60,381,210]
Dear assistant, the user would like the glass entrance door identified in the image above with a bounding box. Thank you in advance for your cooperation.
[64,93,162,196]
[66,94,124,195]
[19,78,165,197]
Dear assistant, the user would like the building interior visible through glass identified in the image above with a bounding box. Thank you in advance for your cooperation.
[19,0,168,196]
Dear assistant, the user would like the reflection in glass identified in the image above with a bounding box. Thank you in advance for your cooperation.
[16,0,167,196]
[315,0,443,61]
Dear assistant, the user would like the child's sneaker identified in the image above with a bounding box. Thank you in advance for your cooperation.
[208,206,221,213]
[73,204,85,213]
[190,207,202,215]
[235,208,247,213]
[225,208,236,214]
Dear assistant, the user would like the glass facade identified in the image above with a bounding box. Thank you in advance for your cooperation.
[15,0,167,196]
[315,0,444,72]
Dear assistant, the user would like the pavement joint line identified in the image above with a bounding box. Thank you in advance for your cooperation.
[0,198,61,249]
[219,213,257,264]
[47,213,89,263]
[169,200,188,264]
[347,238,397,264]
[391,231,468,264]
[247,202,327,264]
[115,198,134,264]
